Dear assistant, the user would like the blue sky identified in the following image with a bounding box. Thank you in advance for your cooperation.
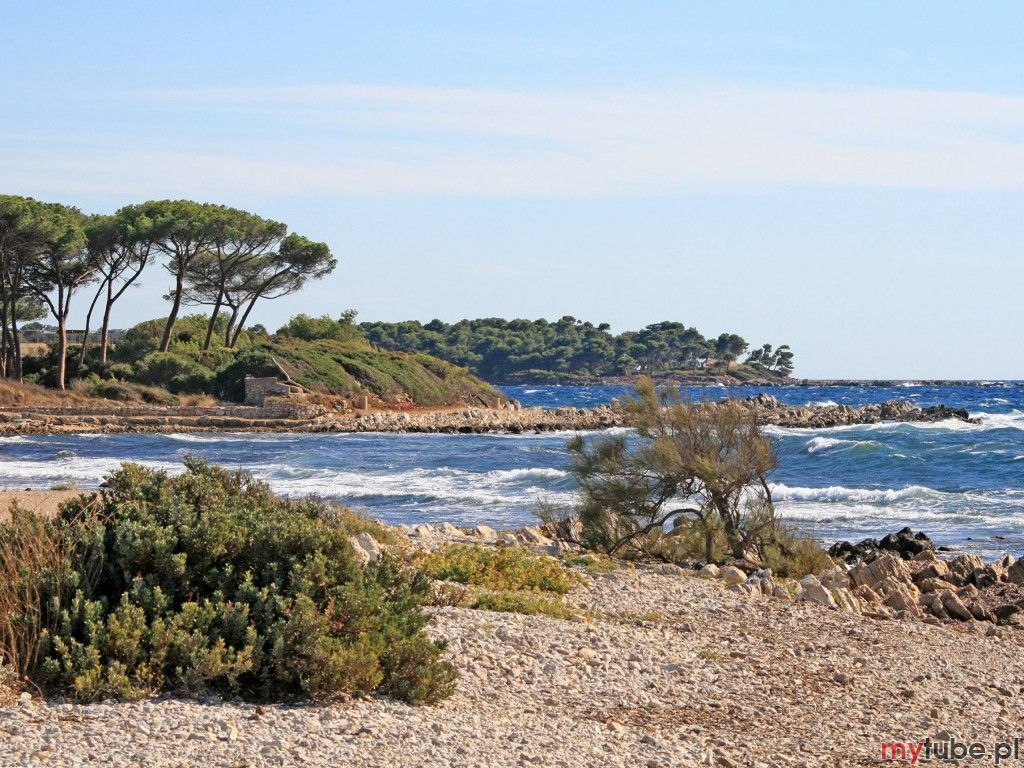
[2,2,1022,378]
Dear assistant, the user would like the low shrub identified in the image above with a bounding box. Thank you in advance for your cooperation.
[763,528,834,578]
[4,460,454,704]
[0,506,70,680]
[413,545,579,594]
[468,591,577,620]
[562,551,620,573]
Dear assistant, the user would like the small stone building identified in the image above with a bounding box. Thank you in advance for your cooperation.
[243,376,306,406]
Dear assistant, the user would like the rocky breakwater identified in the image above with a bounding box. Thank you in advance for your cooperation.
[329,404,624,434]
[740,393,975,428]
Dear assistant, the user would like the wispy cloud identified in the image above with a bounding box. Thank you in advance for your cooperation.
[4,82,1024,197]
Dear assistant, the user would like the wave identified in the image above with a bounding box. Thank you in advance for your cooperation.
[771,482,947,505]
[804,436,877,455]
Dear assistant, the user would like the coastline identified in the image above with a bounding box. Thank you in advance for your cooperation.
[0,395,974,437]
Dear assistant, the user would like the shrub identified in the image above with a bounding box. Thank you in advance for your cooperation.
[0,506,70,681]
[763,528,834,578]
[545,377,779,564]
[413,545,579,594]
[132,352,215,394]
[20,460,454,704]
[468,591,578,620]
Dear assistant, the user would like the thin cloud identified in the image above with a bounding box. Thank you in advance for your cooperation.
[5,82,1024,197]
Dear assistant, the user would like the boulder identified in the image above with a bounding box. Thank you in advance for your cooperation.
[831,587,861,614]
[947,554,985,586]
[348,532,382,566]
[878,527,934,559]
[850,553,915,592]
[939,590,973,622]
[796,575,838,609]
[473,524,498,539]
[698,564,721,579]
[719,565,747,586]
[912,560,951,583]
[817,567,851,591]
[916,577,957,594]
[1007,558,1024,586]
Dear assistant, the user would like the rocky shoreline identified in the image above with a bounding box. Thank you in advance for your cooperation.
[3,518,1021,767]
[0,394,974,436]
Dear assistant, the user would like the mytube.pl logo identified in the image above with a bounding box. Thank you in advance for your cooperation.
[881,737,1022,764]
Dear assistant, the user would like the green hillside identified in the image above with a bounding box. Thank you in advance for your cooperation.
[23,314,505,407]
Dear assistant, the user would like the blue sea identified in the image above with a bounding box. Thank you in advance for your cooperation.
[0,382,1022,557]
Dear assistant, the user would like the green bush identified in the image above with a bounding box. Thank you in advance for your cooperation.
[132,352,214,394]
[22,460,455,704]
[413,544,579,594]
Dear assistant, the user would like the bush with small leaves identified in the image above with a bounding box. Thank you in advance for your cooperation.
[21,459,455,704]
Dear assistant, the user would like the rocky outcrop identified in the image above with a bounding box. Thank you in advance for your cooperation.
[829,527,935,565]
[740,394,975,429]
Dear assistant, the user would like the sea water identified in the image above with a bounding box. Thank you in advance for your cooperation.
[0,382,1021,557]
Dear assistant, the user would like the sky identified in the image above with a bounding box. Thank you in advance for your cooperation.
[1,1,1022,379]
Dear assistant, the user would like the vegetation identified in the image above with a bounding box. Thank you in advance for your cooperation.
[15,311,502,407]
[467,591,578,620]
[361,317,794,382]
[0,460,456,704]
[414,543,583,620]
[0,196,335,389]
[545,378,783,566]
[413,544,579,594]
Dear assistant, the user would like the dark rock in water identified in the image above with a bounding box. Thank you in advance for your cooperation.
[828,538,880,566]
[829,527,934,565]
[879,527,934,559]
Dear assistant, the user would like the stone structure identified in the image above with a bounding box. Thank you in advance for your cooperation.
[243,376,306,406]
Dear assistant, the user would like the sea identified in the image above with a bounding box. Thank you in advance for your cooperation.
[1,382,1022,558]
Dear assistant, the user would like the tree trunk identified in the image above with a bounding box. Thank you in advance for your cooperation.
[160,275,185,352]
[56,315,67,390]
[99,281,114,364]
[11,310,22,382]
[203,289,224,350]
[223,305,239,347]
[229,296,260,347]
[79,279,105,367]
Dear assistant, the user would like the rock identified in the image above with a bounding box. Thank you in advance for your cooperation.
[939,590,973,622]
[916,577,957,594]
[348,532,382,566]
[947,554,985,586]
[831,587,861,614]
[817,567,851,591]
[519,526,553,546]
[473,525,498,539]
[796,575,837,609]
[1006,558,1024,586]
[699,564,721,579]
[719,565,746,586]
[850,553,914,592]
[879,527,934,559]
[913,560,951,583]
[656,563,685,576]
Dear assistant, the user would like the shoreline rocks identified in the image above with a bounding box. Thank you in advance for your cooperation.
[0,393,976,436]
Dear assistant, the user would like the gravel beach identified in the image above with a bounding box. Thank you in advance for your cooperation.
[2,566,1021,767]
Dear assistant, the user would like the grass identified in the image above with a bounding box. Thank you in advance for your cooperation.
[413,544,580,594]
